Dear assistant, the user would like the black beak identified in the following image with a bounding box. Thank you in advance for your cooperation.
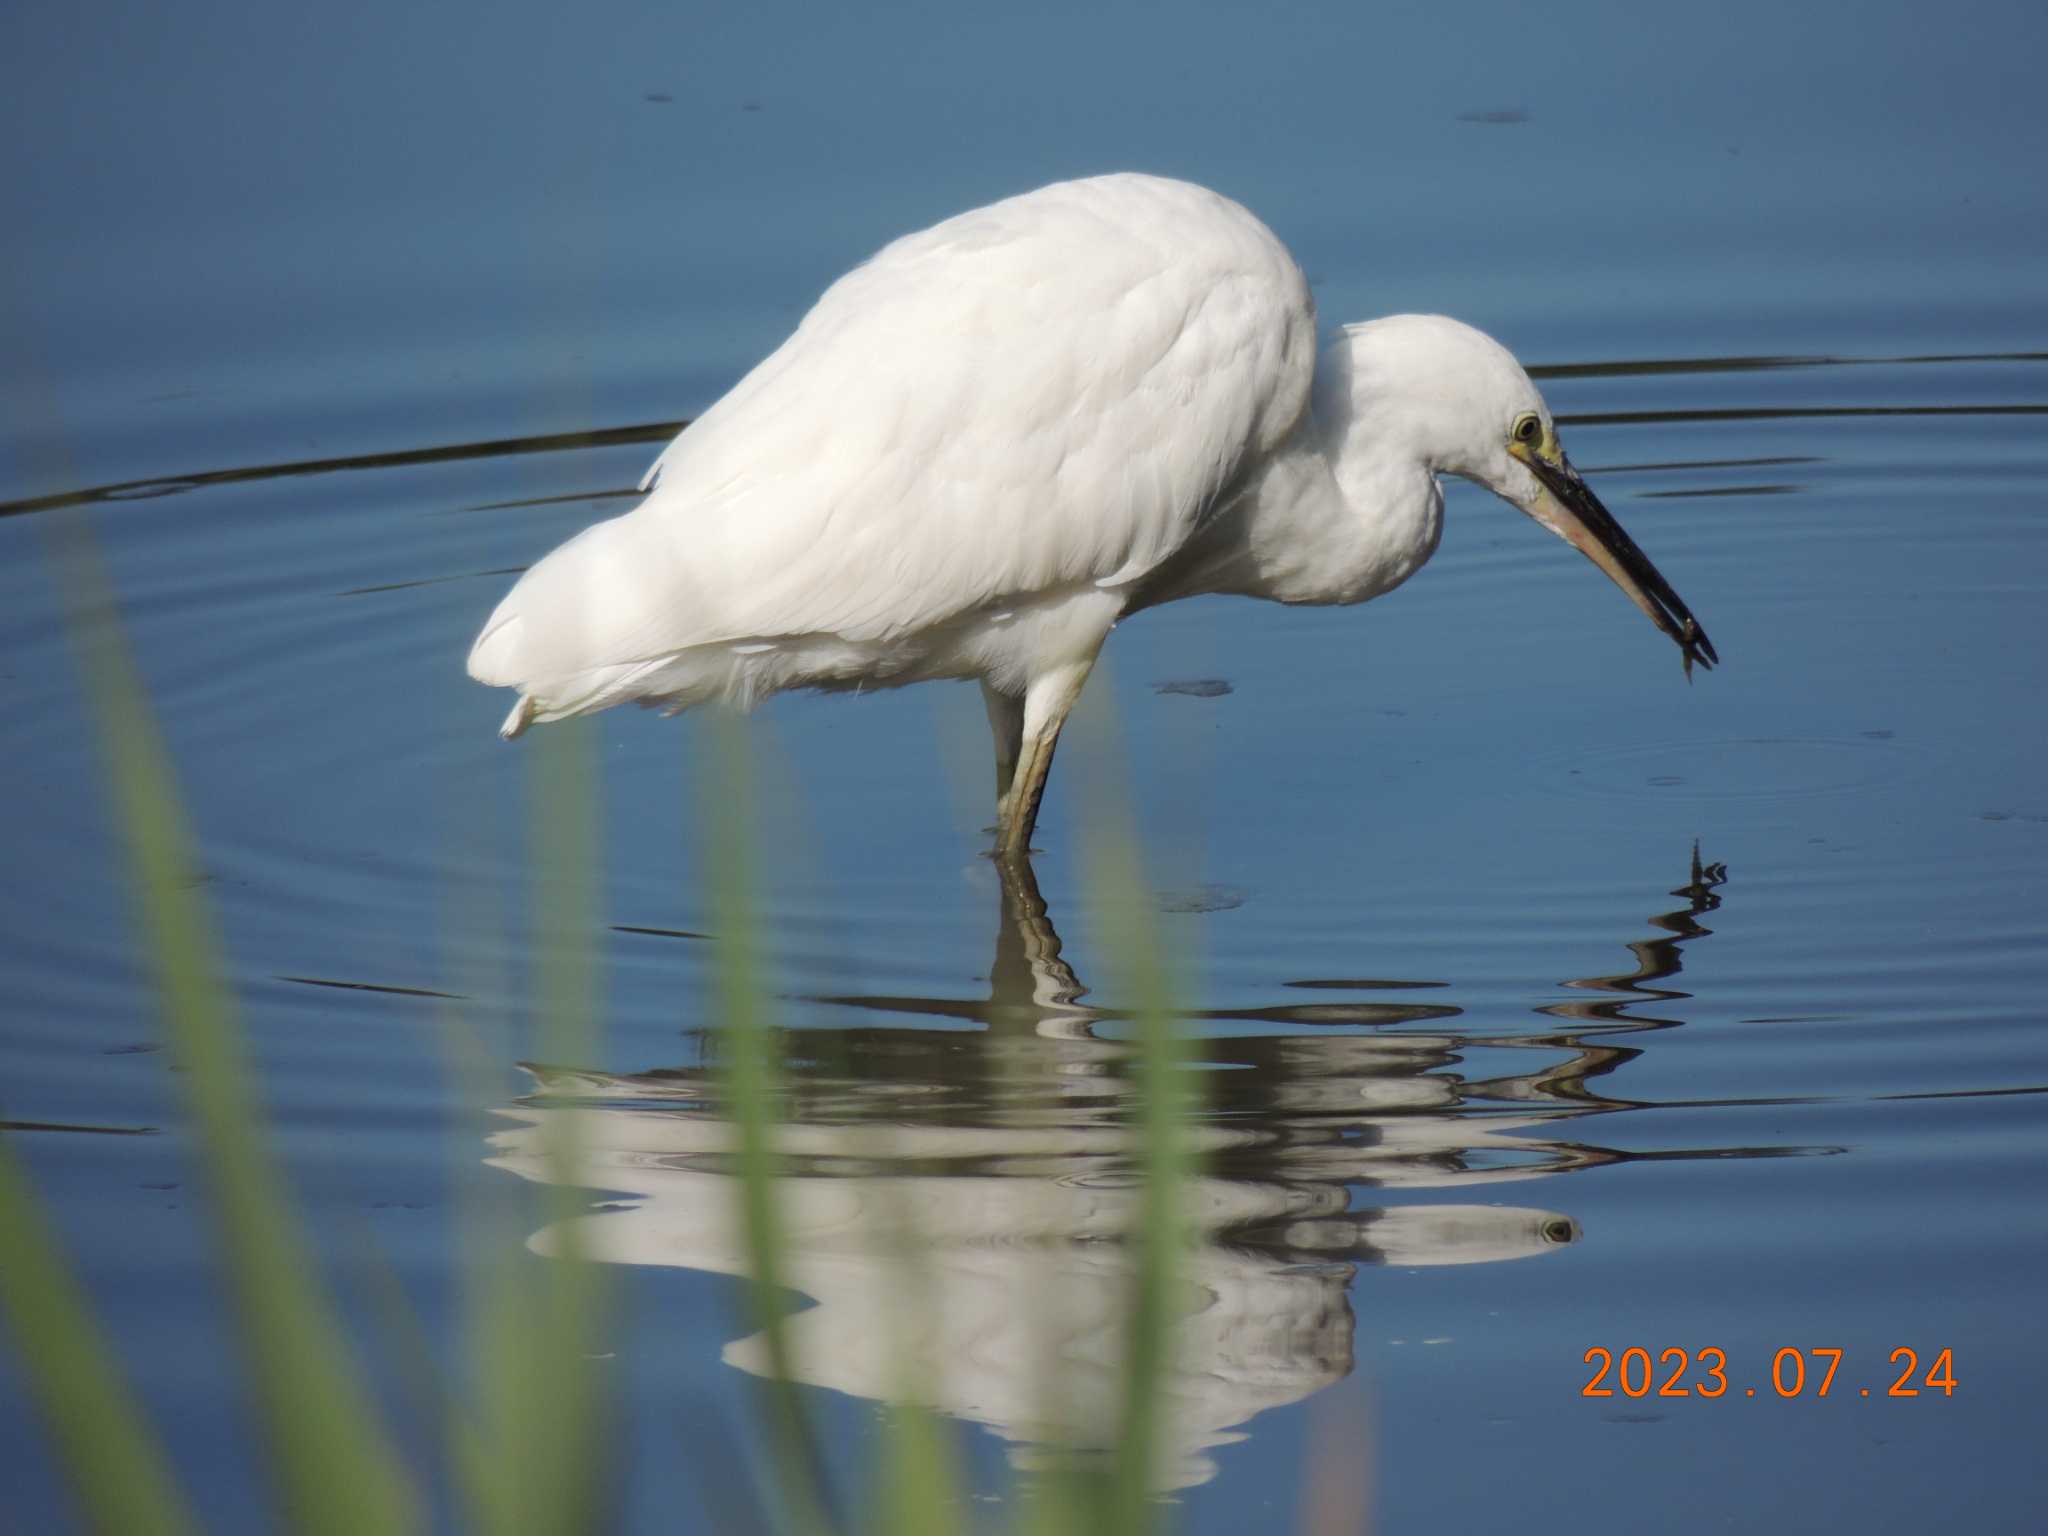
[1525,453,1718,678]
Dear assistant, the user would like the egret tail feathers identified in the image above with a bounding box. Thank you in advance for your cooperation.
[499,695,537,739]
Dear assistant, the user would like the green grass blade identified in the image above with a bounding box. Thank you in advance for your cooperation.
[1086,817,1193,1536]
[875,1404,963,1536]
[467,719,616,1536]
[0,1145,201,1536]
[704,716,836,1536]
[525,721,615,1534]
[865,1130,963,1536]
[51,516,422,1535]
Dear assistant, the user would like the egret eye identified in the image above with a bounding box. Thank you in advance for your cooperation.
[1513,414,1542,446]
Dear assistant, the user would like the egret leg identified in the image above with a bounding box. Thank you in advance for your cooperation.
[980,680,1025,808]
[994,658,1096,859]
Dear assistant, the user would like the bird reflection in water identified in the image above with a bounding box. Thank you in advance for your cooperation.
[486,849,1732,1490]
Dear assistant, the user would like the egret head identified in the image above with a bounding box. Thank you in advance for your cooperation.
[1336,315,1717,675]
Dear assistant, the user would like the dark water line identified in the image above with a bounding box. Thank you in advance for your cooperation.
[1562,404,2048,427]
[0,1119,160,1136]
[336,567,526,598]
[1876,1083,2048,1103]
[1588,454,1823,474]
[1282,978,1450,990]
[1637,483,1799,500]
[6,349,2044,521]
[1648,1082,2048,1110]
[275,974,466,1000]
[458,489,644,514]
[1531,349,2048,381]
[0,421,685,519]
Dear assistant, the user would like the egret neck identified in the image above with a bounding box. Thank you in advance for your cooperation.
[1133,332,1448,612]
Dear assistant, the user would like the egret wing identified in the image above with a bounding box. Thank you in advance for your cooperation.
[469,175,1316,695]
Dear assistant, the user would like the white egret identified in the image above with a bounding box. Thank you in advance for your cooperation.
[469,174,1715,854]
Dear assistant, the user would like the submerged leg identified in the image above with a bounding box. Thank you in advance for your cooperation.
[994,657,1097,860]
[981,679,1025,810]
[989,851,1091,1026]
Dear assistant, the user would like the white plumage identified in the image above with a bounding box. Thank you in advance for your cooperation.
[470,173,1715,854]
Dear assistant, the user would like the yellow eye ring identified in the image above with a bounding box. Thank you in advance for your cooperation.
[1513,413,1542,446]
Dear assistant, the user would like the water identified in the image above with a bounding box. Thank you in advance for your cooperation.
[5,1,2047,1530]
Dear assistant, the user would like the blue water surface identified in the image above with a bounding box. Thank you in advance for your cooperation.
[4,2,2045,1531]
